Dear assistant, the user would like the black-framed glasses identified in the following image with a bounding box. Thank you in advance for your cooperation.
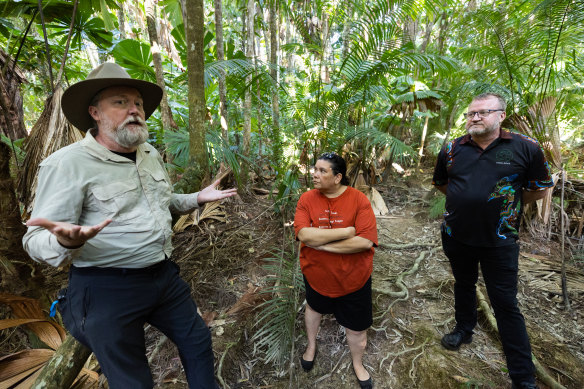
[320,152,338,159]
[463,109,504,119]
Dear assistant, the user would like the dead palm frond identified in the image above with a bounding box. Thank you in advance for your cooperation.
[172,168,232,232]
[0,293,98,388]
[17,85,84,215]
[506,96,561,169]
[173,200,228,232]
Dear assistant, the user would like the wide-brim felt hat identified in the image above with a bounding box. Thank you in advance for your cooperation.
[61,62,163,132]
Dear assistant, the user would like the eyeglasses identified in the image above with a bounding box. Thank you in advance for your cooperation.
[320,152,338,159]
[463,109,504,119]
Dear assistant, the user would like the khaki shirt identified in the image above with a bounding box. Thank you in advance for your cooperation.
[23,131,199,268]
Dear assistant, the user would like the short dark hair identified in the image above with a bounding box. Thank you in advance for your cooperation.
[473,93,507,111]
[318,152,350,185]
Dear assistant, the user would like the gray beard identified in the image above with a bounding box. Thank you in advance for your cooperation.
[468,124,496,137]
[105,117,149,149]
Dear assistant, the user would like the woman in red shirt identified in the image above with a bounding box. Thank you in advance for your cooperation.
[294,152,378,388]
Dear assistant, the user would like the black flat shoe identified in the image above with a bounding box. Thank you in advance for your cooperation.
[300,349,317,372]
[358,376,373,389]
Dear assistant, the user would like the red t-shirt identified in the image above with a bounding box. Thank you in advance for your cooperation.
[294,186,378,297]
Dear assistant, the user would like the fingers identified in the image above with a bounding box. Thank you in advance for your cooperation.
[68,225,83,241]
[221,188,238,197]
[83,219,112,239]
[27,218,112,245]
[26,217,56,229]
[95,219,113,230]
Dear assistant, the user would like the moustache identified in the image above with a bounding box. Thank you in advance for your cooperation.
[118,116,147,130]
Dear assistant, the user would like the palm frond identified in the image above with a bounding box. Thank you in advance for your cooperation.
[345,127,416,165]
[251,245,303,371]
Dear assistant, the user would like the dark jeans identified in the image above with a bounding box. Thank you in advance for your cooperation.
[441,232,535,384]
[60,260,218,389]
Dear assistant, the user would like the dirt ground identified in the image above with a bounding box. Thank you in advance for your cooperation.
[3,174,583,389]
[156,174,583,389]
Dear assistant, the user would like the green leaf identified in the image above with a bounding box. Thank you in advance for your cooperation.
[99,0,114,31]
[111,39,155,82]
[159,0,184,27]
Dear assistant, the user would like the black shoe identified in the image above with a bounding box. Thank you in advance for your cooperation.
[357,376,373,389]
[300,349,317,372]
[511,382,538,389]
[441,329,472,351]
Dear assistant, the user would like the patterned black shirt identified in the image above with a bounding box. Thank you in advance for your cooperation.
[432,130,553,247]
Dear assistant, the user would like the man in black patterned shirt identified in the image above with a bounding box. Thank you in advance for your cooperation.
[433,93,553,389]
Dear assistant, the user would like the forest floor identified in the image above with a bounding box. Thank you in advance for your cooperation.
[163,172,584,389]
[4,172,583,389]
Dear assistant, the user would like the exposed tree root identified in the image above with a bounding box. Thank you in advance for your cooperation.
[147,334,168,364]
[476,289,567,389]
[379,338,428,370]
[374,247,440,325]
[314,350,349,385]
[377,242,438,250]
[217,342,235,389]
[408,338,430,382]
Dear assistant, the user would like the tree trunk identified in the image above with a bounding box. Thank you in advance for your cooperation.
[0,58,43,294]
[117,1,126,40]
[261,7,270,63]
[285,19,293,71]
[185,0,208,187]
[214,0,229,142]
[0,142,43,295]
[146,0,173,135]
[242,0,254,188]
[419,16,434,53]
[437,11,450,56]
[31,335,92,389]
[269,0,282,167]
[417,115,430,167]
[403,18,418,46]
[0,52,27,140]
[441,104,458,149]
[321,13,330,83]
[341,4,354,60]
[254,15,263,163]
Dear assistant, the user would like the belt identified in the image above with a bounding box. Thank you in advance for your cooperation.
[71,259,170,276]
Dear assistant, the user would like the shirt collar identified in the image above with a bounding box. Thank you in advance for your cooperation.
[81,129,150,162]
[460,129,512,145]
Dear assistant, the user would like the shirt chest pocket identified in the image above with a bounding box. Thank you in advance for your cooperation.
[89,181,142,221]
[143,168,171,210]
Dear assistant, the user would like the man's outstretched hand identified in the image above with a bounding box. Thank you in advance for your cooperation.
[26,218,112,248]
[197,179,238,205]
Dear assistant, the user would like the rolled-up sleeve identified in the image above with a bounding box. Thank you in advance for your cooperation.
[170,192,200,214]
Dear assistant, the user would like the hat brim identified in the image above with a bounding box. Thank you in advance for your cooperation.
[61,77,163,132]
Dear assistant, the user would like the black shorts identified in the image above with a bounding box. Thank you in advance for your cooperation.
[304,276,372,331]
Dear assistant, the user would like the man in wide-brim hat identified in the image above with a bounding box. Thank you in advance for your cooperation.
[23,62,236,388]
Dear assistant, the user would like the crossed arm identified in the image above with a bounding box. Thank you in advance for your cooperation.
[297,226,374,254]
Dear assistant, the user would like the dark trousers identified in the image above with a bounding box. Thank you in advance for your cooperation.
[60,260,218,389]
[442,232,535,384]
